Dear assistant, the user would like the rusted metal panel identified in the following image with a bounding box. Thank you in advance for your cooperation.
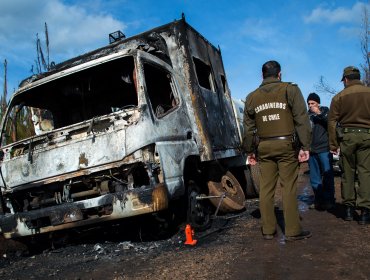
[0,183,168,238]
[1,108,140,188]
[155,140,199,197]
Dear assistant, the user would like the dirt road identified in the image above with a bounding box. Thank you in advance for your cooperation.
[1,163,370,280]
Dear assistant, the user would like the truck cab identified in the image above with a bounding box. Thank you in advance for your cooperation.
[0,17,257,239]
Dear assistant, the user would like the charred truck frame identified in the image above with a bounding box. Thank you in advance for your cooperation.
[0,17,257,239]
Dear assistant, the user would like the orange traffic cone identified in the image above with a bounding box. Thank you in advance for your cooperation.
[184,224,197,245]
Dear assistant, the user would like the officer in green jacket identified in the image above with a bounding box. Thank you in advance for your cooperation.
[242,60,312,241]
[328,66,370,224]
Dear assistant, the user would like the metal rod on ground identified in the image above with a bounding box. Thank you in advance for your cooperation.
[195,195,224,200]
[195,193,227,217]
[213,193,226,217]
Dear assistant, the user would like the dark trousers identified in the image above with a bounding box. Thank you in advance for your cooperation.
[308,152,335,204]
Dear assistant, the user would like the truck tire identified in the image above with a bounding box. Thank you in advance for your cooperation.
[187,180,211,231]
[244,164,260,197]
[249,163,260,194]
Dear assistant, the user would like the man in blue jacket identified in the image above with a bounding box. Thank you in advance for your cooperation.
[307,93,335,210]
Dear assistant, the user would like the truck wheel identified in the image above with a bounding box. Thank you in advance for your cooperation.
[187,181,211,231]
[244,164,260,197]
[250,163,260,194]
[207,171,245,212]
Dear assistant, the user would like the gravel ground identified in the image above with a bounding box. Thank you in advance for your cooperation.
[1,163,370,280]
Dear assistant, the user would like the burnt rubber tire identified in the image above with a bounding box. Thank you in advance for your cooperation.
[250,163,261,194]
[187,181,211,231]
[244,164,261,198]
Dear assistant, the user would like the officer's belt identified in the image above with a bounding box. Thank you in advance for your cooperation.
[259,136,292,141]
[343,127,370,134]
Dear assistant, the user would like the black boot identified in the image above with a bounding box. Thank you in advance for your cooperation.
[359,208,370,225]
[344,206,354,221]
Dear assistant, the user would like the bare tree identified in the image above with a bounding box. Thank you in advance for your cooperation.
[316,4,370,95]
[314,75,338,96]
[34,33,42,74]
[1,60,7,115]
[360,5,370,86]
[32,22,51,74]
[45,22,50,70]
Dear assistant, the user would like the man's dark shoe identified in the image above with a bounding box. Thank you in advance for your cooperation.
[359,208,370,225]
[344,206,354,221]
[285,230,312,241]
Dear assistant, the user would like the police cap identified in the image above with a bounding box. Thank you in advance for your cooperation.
[341,66,360,81]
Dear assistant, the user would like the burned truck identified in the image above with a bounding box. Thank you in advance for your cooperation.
[0,17,257,239]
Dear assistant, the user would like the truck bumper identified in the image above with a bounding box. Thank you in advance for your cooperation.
[0,183,168,239]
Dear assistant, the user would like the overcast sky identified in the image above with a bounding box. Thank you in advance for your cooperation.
[0,0,369,107]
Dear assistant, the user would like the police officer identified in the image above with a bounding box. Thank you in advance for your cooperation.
[242,60,312,241]
[328,66,370,224]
